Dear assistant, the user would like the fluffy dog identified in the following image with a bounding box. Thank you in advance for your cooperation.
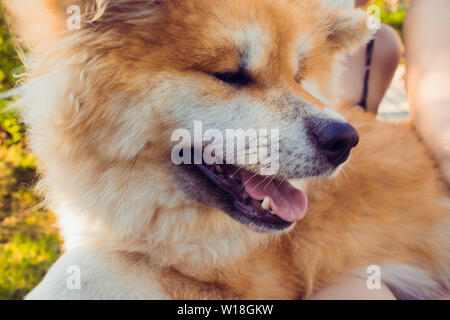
[4,0,450,299]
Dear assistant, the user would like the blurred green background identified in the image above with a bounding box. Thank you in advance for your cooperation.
[370,0,410,37]
[0,0,408,299]
[0,6,61,300]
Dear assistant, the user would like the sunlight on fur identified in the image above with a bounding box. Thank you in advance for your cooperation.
[3,0,449,299]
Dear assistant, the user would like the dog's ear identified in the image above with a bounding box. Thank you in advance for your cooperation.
[2,0,90,51]
[3,0,163,53]
[323,8,375,54]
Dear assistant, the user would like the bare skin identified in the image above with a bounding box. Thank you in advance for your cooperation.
[309,276,396,300]
[313,0,450,300]
[404,1,450,298]
[339,0,402,113]
[404,0,450,187]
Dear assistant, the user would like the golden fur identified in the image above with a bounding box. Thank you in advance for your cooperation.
[4,0,450,299]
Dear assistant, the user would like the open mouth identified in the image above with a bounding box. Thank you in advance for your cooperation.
[191,161,308,232]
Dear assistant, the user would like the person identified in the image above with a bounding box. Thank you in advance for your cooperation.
[339,0,402,114]
[341,0,450,187]
[404,0,450,187]
[311,0,450,299]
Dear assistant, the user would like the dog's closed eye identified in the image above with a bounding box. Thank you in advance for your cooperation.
[212,69,251,87]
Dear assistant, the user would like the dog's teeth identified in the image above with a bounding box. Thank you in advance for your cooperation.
[215,165,223,173]
[261,196,270,211]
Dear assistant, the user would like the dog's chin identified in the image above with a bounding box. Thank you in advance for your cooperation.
[173,157,335,233]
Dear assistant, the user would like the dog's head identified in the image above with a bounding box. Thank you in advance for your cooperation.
[6,0,373,259]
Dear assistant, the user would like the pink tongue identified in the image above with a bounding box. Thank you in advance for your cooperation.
[240,170,308,222]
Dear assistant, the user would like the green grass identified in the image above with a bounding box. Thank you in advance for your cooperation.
[0,9,62,300]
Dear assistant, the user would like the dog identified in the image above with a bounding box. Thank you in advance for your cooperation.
[4,0,450,299]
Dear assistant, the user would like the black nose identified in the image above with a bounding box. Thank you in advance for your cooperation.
[314,121,359,166]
